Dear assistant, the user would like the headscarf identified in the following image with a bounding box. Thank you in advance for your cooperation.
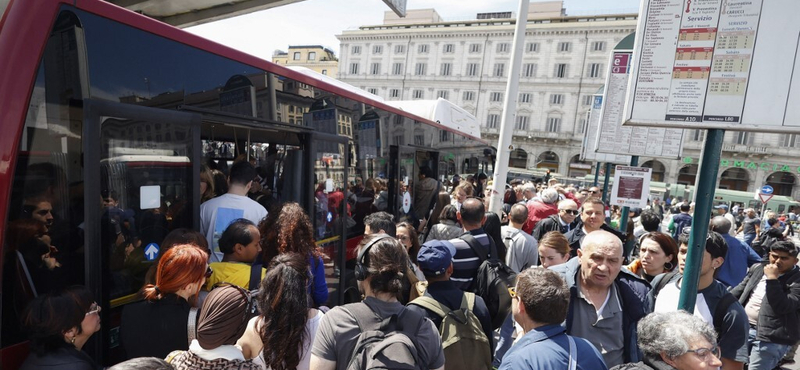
[196,285,250,350]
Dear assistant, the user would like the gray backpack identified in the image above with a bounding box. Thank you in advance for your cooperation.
[344,301,426,370]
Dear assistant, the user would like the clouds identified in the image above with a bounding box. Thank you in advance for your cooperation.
[186,0,641,60]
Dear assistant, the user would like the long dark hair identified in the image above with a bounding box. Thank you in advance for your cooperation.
[258,253,311,370]
[260,202,319,264]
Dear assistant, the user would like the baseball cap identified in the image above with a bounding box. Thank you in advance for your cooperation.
[714,204,728,210]
[417,240,456,277]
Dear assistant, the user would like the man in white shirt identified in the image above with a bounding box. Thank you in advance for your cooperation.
[200,161,268,261]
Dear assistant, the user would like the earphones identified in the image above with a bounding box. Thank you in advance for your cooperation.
[354,234,394,281]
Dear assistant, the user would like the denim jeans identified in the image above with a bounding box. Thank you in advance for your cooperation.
[747,327,792,370]
[493,313,515,367]
[744,233,756,247]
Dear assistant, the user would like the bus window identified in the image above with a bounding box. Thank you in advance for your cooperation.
[2,61,86,348]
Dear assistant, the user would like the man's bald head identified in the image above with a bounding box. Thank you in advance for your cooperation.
[581,230,623,256]
[459,197,485,226]
[509,203,528,225]
[709,216,732,235]
[578,230,624,289]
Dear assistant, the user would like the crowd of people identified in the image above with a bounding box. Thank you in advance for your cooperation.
[13,166,800,370]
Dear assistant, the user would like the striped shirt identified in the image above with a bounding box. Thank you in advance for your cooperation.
[449,229,493,291]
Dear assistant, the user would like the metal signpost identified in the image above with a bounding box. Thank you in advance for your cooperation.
[759,184,774,217]
[623,0,800,313]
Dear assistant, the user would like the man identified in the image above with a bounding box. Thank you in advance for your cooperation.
[650,231,749,370]
[495,203,538,365]
[709,216,762,287]
[588,186,603,202]
[406,240,494,368]
[731,241,800,370]
[449,198,494,291]
[415,166,440,220]
[738,208,761,247]
[633,208,661,239]
[532,199,579,241]
[564,198,624,257]
[200,161,268,261]
[549,230,650,367]
[520,183,536,205]
[363,211,396,237]
[522,188,559,234]
[205,218,266,290]
[649,197,664,219]
[575,188,590,205]
[502,204,539,273]
[499,268,608,370]
[23,198,54,229]
[668,203,693,242]
[715,204,738,236]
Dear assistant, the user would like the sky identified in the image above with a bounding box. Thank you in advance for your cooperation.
[186,0,641,61]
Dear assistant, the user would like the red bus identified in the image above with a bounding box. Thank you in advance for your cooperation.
[0,0,489,367]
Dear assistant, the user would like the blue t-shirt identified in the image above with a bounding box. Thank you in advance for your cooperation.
[499,324,608,370]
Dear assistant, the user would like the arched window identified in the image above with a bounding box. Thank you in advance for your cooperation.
[719,168,750,191]
[509,148,528,169]
[641,160,666,182]
[537,151,560,172]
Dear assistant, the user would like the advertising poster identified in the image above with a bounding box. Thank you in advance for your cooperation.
[611,166,652,208]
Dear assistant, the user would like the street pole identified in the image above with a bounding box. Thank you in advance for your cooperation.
[678,129,724,312]
[489,0,530,215]
[602,162,612,204]
[594,162,601,187]
[618,156,639,232]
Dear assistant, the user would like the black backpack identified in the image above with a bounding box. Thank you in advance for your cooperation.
[344,301,425,370]
[460,233,517,330]
[652,271,737,338]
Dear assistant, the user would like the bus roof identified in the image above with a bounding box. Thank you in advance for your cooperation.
[387,98,481,139]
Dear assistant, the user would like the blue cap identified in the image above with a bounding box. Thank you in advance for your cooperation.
[417,240,456,276]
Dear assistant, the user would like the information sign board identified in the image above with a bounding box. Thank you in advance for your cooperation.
[595,50,684,158]
[624,0,800,132]
[581,94,632,164]
[610,166,652,208]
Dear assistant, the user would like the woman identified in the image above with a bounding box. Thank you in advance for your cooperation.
[237,253,323,370]
[167,284,259,370]
[121,244,210,359]
[451,181,473,211]
[144,228,210,285]
[260,202,328,307]
[611,311,722,370]
[309,234,444,370]
[538,231,571,269]
[425,204,463,242]
[20,286,101,370]
[627,232,677,282]
[200,165,216,204]
[396,221,425,281]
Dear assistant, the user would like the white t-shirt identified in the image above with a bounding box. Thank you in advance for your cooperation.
[253,310,323,370]
[200,193,268,261]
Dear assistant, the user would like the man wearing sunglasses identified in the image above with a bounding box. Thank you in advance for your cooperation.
[499,268,607,370]
[532,199,579,241]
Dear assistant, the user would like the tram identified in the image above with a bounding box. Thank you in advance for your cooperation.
[0,0,489,366]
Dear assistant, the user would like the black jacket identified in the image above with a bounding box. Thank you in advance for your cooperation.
[532,214,577,241]
[120,294,195,359]
[20,347,96,370]
[730,263,800,345]
[565,224,626,257]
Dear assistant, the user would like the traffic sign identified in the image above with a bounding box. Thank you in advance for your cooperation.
[759,193,774,205]
[760,185,774,195]
[144,243,159,261]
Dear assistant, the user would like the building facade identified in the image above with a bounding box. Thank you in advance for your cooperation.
[337,6,800,199]
[272,45,339,76]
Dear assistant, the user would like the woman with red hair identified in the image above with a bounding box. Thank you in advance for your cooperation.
[120,244,210,359]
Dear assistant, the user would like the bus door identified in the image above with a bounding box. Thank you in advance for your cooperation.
[388,146,440,227]
[309,132,350,306]
[83,99,201,364]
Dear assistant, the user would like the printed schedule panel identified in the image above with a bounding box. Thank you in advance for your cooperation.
[595,51,685,159]
[581,94,632,164]
[624,0,800,132]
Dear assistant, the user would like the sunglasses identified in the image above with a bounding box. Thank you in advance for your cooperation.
[508,286,517,300]
[560,209,579,215]
[86,302,101,316]
[205,265,213,278]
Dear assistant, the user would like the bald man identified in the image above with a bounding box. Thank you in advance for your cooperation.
[549,231,650,367]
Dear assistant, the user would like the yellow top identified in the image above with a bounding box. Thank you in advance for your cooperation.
[205,261,266,291]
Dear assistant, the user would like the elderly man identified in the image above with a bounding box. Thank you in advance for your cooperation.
[532,199,579,241]
[549,230,650,367]
[715,204,738,236]
[522,187,560,234]
[499,268,608,370]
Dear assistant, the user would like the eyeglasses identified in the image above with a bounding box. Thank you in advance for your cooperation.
[686,345,721,363]
[589,190,600,194]
[86,302,101,316]
[205,265,213,278]
[560,209,579,215]
[508,286,517,300]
